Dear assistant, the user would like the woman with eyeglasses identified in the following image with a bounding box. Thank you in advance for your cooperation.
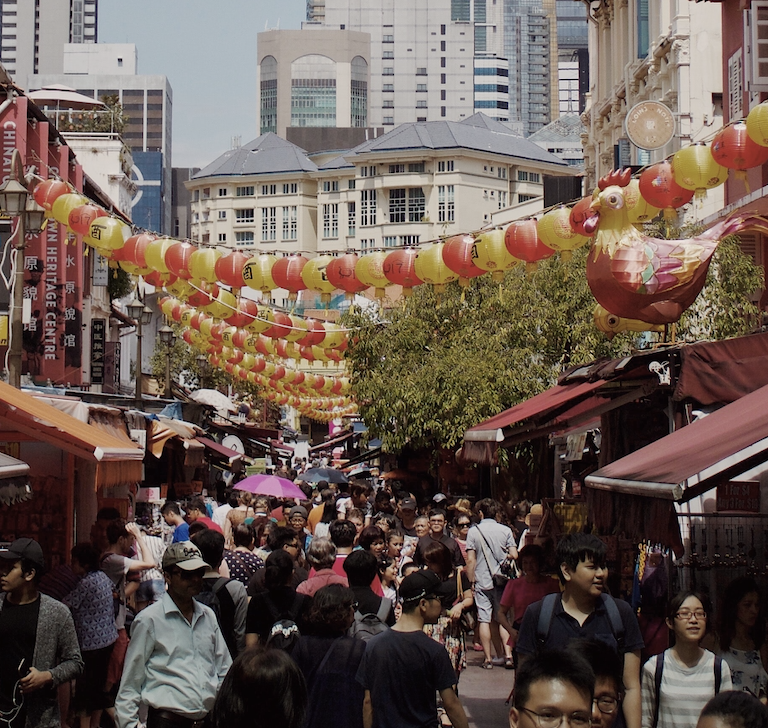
[641,591,732,728]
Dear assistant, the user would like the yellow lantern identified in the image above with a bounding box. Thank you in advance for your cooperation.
[301,254,336,304]
[204,289,237,320]
[312,345,330,362]
[179,307,195,328]
[320,323,346,350]
[245,306,274,334]
[624,179,660,228]
[284,314,307,343]
[472,229,519,280]
[166,279,193,298]
[747,101,768,146]
[672,143,728,199]
[243,253,278,294]
[144,237,176,274]
[242,335,259,354]
[413,243,459,293]
[86,217,130,251]
[189,248,221,283]
[240,353,256,371]
[160,297,177,318]
[536,207,589,261]
[51,193,89,228]
[355,251,390,298]
[220,326,238,348]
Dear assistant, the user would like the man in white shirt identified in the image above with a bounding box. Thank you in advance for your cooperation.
[115,542,232,728]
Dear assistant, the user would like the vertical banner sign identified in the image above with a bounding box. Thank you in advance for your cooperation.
[65,156,84,385]
[91,318,105,385]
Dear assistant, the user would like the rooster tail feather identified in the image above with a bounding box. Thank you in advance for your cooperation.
[722,215,768,237]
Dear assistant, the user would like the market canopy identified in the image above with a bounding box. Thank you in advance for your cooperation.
[0,381,143,488]
[585,381,768,502]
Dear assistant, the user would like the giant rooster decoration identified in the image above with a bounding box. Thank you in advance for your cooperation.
[583,169,768,325]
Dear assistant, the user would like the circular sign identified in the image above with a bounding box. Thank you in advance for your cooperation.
[625,101,676,150]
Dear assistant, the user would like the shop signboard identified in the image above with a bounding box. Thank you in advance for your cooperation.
[716,482,760,512]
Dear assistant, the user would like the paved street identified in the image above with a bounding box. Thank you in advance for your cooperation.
[459,648,514,728]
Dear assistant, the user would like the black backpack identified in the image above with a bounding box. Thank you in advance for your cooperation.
[535,592,625,652]
[348,598,391,642]
[262,591,307,650]
[195,576,238,658]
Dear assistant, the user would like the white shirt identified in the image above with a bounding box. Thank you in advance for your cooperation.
[211,503,233,531]
[115,592,232,728]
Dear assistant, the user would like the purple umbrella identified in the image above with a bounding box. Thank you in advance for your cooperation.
[233,474,305,499]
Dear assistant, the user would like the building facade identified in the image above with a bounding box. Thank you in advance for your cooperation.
[1,0,97,81]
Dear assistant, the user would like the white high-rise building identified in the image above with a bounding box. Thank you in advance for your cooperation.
[306,0,508,127]
[0,0,97,81]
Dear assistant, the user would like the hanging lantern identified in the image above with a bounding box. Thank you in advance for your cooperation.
[265,311,293,339]
[51,193,89,227]
[284,314,308,343]
[33,179,70,210]
[242,253,278,294]
[215,250,249,290]
[221,326,238,348]
[536,207,588,261]
[672,143,728,199]
[382,248,424,295]
[179,307,195,328]
[203,289,237,320]
[257,336,277,356]
[159,297,176,318]
[356,251,390,298]
[166,278,193,299]
[144,237,176,274]
[272,254,309,301]
[86,218,131,251]
[165,241,196,280]
[245,306,274,335]
[638,161,694,220]
[471,229,518,282]
[297,319,326,347]
[225,298,260,328]
[746,101,768,146]
[711,121,768,187]
[413,243,458,293]
[504,219,554,273]
[320,323,346,350]
[442,234,484,286]
[240,353,256,371]
[189,247,222,283]
[624,178,661,227]
[188,282,219,309]
[302,254,336,305]
[69,204,106,236]
[143,270,177,288]
[121,233,156,268]
[327,253,368,299]
[190,312,208,331]
[242,334,259,355]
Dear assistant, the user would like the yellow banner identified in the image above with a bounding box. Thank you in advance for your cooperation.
[0,315,7,346]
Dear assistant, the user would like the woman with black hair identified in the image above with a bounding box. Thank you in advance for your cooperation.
[698,690,768,728]
[358,525,386,558]
[291,584,367,728]
[210,646,306,728]
[312,489,337,540]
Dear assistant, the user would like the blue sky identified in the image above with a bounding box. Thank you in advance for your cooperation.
[99,0,305,168]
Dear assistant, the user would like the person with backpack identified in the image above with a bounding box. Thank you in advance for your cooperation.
[641,591,732,728]
[344,550,395,637]
[190,529,248,659]
[516,533,644,728]
[245,549,310,647]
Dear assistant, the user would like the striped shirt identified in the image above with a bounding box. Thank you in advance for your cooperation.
[641,649,732,728]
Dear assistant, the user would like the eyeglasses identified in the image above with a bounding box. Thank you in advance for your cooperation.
[520,707,592,728]
[593,697,619,714]
[675,609,706,621]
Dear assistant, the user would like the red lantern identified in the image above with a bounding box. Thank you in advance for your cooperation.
[711,121,768,186]
[215,250,249,289]
[326,253,368,299]
[143,270,177,288]
[442,234,484,284]
[383,248,424,295]
[188,282,219,308]
[33,179,70,210]
[165,242,196,280]
[638,161,695,220]
[232,329,248,349]
[300,346,316,361]
[297,319,326,346]
[265,311,292,339]
[272,255,309,300]
[123,234,156,269]
[504,220,554,272]
[69,204,106,236]
[225,298,259,328]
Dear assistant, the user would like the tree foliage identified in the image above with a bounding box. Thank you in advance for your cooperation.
[342,249,635,453]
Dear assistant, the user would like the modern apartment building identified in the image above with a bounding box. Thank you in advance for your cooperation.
[1,0,97,81]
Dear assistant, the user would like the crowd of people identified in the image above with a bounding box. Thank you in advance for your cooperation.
[1,473,767,728]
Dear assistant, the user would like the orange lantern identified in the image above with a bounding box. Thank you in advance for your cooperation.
[382,248,424,295]
[143,237,176,275]
[272,254,309,300]
[284,314,308,343]
[69,204,106,236]
[537,207,589,261]
[302,254,336,305]
[188,282,219,309]
[442,234,484,286]
[413,243,458,293]
[672,143,728,199]
[711,121,768,186]
[215,250,249,290]
[165,242,196,280]
[33,179,69,210]
[51,193,89,227]
[355,251,390,298]
[297,319,326,347]
[327,253,368,299]
[225,298,259,328]
[265,311,293,340]
[121,233,155,269]
[143,270,177,288]
[504,220,554,272]
[637,161,694,220]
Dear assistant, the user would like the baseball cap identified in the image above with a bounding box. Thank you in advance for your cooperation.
[400,497,417,511]
[161,541,208,572]
[0,538,45,571]
[432,493,448,504]
[288,505,308,519]
[399,569,441,602]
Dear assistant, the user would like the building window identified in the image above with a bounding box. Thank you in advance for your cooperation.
[218,188,227,196]
[260,55,278,134]
[261,207,277,241]
[389,189,406,223]
[517,170,529,181]
[417,84,428,92]
[383,50,394,59]
[408,187,425,221]
[441,74,446,84]
[417,117,427,122]
[282,206,297,240]
[383,67,394,76]
[291,54,337,128]
[437,160,454,172]
[282,183,298,194]
[348,180,356,190]
[438,185,454,222]
[383,99,394,108]
[218,233,227,242]
[383,83,394,92]
[440,57,446,68]
[383,116,394,125]
[235,209,255,223]
[322,180,339,192]
[361,189,377,226]
[441,41,446,52]
[383,34,394,42]
[389,164,405,174]
[416,100,427,108]
[401,235,420,246]
[360,166,377,177]
[348,201,356,235]
[323,203,339,238]
[360,238,374,253]
[519,194,537,202]
[408,162,425,173]
[498,191,507,209]
[351,55,368,127]
[218,210,227,220]
[202,188,210,199]
[261,184,277,195]
[441,24,446,35]
[236,186,255,197]
[498,167,507,179]
[384,236,397,248]
[416,67,427,76]
[236,231,255,244]
[441,106,446,117]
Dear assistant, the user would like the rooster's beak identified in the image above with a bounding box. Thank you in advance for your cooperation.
[589,198,601,211]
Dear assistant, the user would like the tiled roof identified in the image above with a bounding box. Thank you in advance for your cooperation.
[528,115,586,143]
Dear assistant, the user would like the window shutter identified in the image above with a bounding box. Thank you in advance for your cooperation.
[728,49,743,121]
[750,1,768,88]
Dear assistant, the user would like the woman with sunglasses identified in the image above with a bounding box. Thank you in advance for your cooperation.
[641,591,732,728]
[452,515,472,563]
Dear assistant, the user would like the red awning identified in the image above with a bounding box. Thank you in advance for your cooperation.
[586,381,768,501]
[196,437,244,463]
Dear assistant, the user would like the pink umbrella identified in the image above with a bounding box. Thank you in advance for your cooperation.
[233,473,305,499]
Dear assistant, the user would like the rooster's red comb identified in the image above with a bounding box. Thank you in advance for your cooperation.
[597,168,632,190]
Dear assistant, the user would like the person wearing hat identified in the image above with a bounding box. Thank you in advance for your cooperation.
[0,537,84,728]
[115,542,232,728]
[356,569,469,728]
[288,505,313,553]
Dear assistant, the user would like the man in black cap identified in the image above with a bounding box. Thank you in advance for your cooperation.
[0,537,83,728]
[356,570,469,728]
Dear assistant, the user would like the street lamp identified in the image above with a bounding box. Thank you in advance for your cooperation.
[0,149,46,388]
[158,324,175,396]
[196,353,209,388]
[127,297,152,401]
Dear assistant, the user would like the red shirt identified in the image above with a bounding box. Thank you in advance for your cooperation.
[193,515,223,534]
